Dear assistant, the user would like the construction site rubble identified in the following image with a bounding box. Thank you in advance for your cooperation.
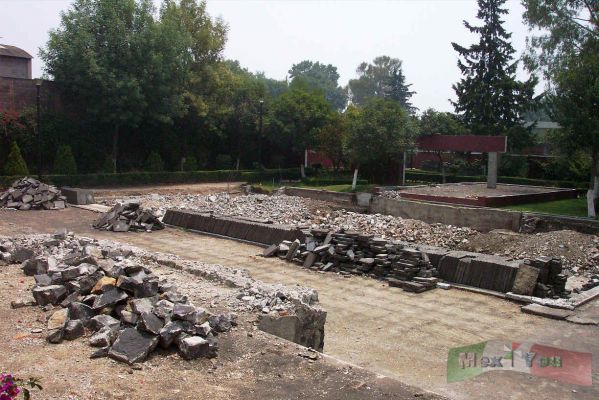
[3,233,233,363]
[93,202,164,232]
[100,192,599,277]
[1,232,327,354]
[0,177,66,210]
[264,228,439,293]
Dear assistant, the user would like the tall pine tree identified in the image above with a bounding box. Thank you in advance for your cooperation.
[451,0,536,135]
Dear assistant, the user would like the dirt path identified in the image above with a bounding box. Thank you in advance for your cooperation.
[91,182,244,198]
[1,208,598,400]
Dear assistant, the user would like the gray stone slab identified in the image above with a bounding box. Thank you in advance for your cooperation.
[521,303,573,320]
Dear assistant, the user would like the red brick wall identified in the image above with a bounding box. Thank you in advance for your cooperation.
[0,77,62,114]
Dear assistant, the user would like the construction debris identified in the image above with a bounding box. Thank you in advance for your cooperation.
[93,202,164,232]
[5,235,233,364]
[265,228,438,293]
[0,177,66,210]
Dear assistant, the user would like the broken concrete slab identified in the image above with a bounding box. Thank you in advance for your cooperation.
[521,304,573,320]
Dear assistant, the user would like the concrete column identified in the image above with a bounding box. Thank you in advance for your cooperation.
[487,152,498,189]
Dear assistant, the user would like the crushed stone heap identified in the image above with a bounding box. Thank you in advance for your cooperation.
[93,202,164,232]
[0,177,66,210]
[264,228,439,293]
[2,232,235,364]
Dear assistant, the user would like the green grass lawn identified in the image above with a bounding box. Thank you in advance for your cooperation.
[502,197,594,218]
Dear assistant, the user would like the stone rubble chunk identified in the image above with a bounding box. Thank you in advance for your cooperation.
[108,328,159,365]
[32,285,68,306]
[178,336,209,360]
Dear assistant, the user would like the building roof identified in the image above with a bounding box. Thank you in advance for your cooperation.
[0,44,33,59]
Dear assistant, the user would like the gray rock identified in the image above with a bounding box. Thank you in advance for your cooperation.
[159,321,185,349]
[109,328,159,364]
[89,326,118,347]
[195,321,211,337]
[90,347,110,359]
[68,302,95,326]
[46,328,64,344]
[133,280,159,298]
[60,292,81,308]
[34,274,53,286]
[10,296,36,309]
[178,336,209,360]
[92,287,128,310]
[64,319,84,340]
[137,312,164,335]
[152,300,174,320]
[22,257,50,276]
[12,247,34,263]
[47,308,69,330]
[131,297,158,314]
[120,310,139,325]
[89,314,120,332]
[32,285,68,306]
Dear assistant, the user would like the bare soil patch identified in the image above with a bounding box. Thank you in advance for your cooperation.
[398,183,558,199]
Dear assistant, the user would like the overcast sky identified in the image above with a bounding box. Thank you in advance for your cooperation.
[0,0,536,112]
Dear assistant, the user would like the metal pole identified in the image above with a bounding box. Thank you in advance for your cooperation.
[36,81,41,180]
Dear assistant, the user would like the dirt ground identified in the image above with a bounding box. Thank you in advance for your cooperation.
[92,182,244,199]
[1,207,598,400]
[400,183,559,199]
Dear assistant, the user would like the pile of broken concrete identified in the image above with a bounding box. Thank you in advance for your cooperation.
[5,233,234,364]
[93,202,164,232]
[0,177,66,210]
[264,228,439,293]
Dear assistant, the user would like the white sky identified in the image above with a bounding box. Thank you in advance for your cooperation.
[0,0,536,112]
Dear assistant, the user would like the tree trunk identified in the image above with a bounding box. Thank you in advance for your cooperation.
[112,124,119,174]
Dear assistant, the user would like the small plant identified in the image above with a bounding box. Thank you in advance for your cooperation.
[144,151,165,172]
[2,141,29,176]
[0,373,42,400]
[53,144,78,175]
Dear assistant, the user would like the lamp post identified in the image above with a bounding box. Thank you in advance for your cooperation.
[258,99,264,167]
[35,80,42,180]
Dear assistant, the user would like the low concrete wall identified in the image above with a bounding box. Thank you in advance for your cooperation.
[283,187,355,205]
[370,197,522,232]
[521,213,599,235]
[163,209,306,245]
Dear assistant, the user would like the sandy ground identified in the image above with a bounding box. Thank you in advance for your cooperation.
[0,261,442,400]
[92,182,244,199]
[399,183,558,199]
[1,207,598,400]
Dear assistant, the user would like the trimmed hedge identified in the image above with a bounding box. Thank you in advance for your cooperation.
[0,168,302,189]
[405,170,588,190]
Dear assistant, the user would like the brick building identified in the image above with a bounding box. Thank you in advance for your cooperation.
[0,44,61,114]
[0,44,32,79]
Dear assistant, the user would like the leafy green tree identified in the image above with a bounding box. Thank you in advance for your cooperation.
[317,113,348,171]
[53,145,78,175]
[268,80,333,168]
[289,61,347,111]
[451,0,537,135]
[419,109,469,136]
[3,141,29,176]
[522,0,598,216]
[41,0,191,173]
[182,156,198,171]
[144,152,165,172]
[345,98,418,183]
[348,56,416,113]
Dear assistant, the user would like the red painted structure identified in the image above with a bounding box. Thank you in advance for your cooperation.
[416,135,507,153]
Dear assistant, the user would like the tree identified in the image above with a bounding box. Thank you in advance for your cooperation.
[522,0,598,216]
[53,145,78,175]
[345,98,418,183]
[348,56,417,113]
[289,61,347,111]
[268,80,333,170]
[419,108,469,136]
[451,0,537,135]
[41,0,191,173]
[317,113,347,171]
[144,151,165,172]
[3,141,29,176]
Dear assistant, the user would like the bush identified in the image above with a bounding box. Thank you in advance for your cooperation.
[499,154,528,177]
[144,152,164,172]
[53,145,78,175]
[182,156,198,171]
[215,154,233,170]
[2,141,29,176]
